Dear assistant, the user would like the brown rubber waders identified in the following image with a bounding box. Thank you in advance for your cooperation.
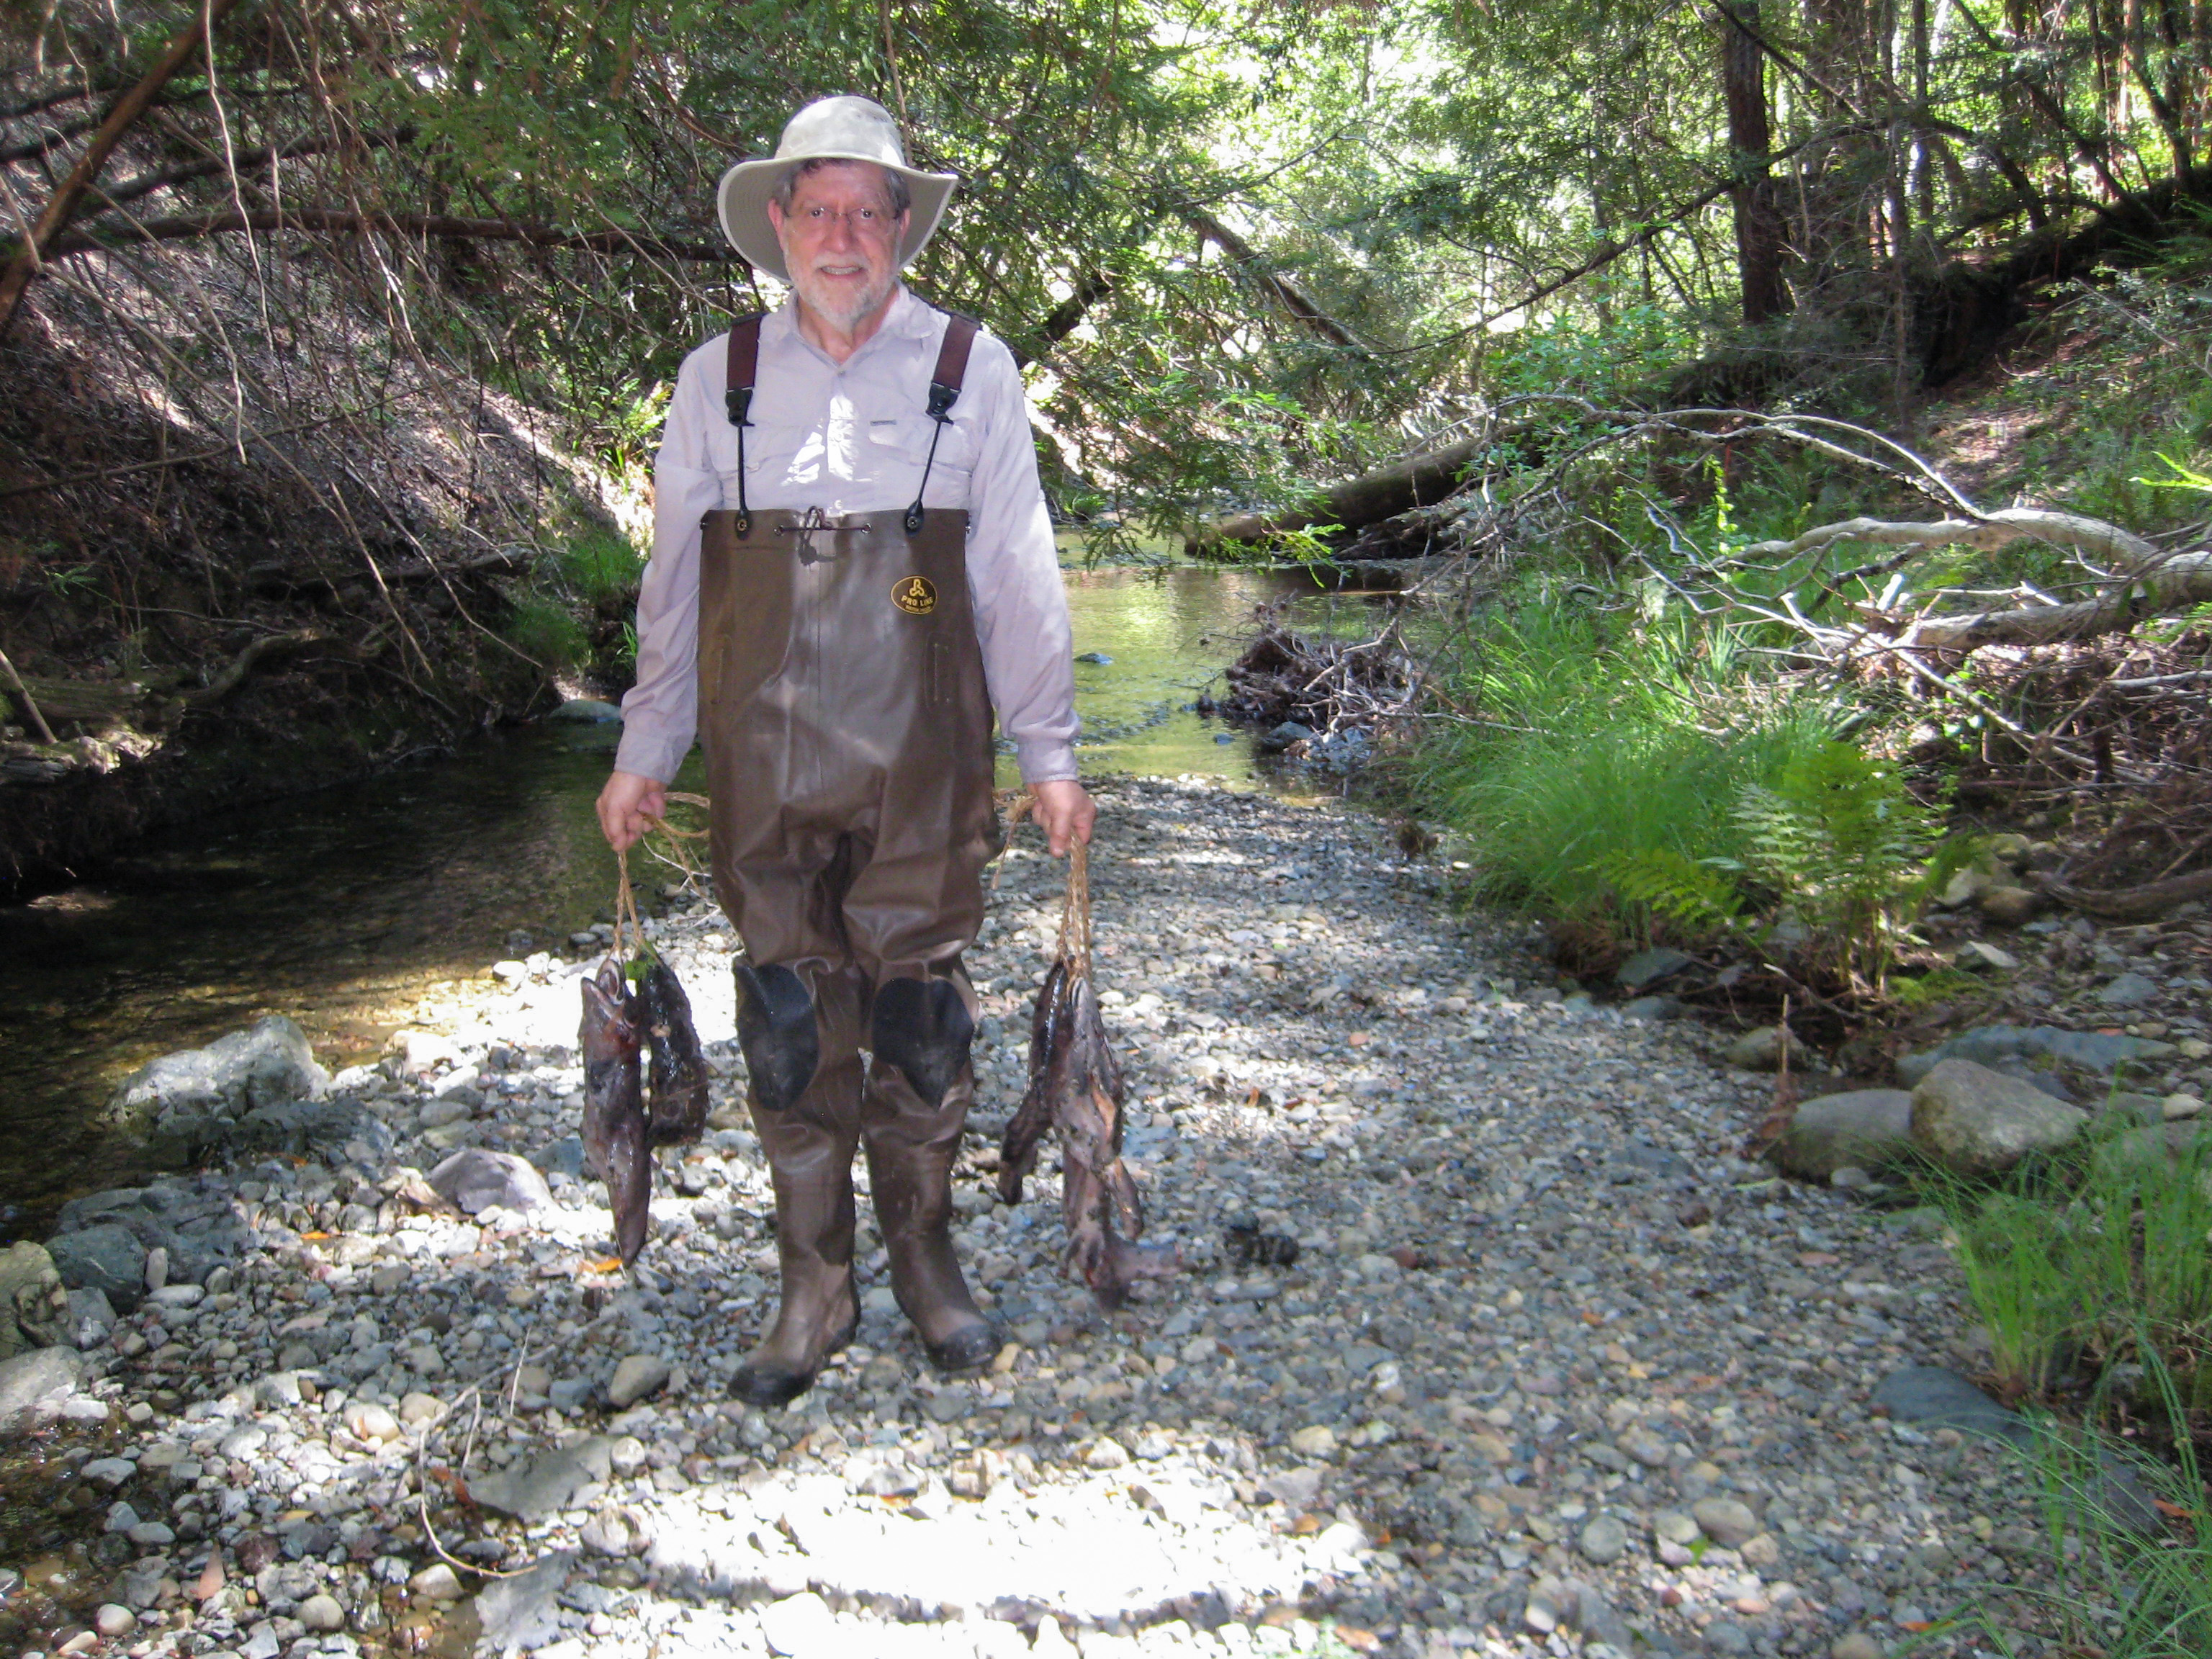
[701,483,1003,1403]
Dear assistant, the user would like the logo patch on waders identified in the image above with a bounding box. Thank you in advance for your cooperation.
[893,575,938,615]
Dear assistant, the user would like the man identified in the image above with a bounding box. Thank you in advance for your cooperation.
[597,95,1093,1406]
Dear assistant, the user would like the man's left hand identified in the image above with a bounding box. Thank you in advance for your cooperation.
[1031,778,1095,856]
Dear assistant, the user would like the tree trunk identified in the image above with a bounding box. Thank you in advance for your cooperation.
[1719,0,1790,323]
[1184,437,1488,553]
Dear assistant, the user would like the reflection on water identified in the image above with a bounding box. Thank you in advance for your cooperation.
[0,562,1403,1223]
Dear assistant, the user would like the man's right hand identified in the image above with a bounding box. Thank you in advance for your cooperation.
[597,770,667,851]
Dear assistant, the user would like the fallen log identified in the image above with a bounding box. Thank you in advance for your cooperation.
[2037,867,2212,922]
[1185,435,1485,554]
[1740,508,2161,576]
[188,629,326,705]
[1902,552,2212,649]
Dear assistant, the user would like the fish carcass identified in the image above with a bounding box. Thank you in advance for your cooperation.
[998,958,1177,1309]
[641,958,710,1148]
[579,961,652,1264]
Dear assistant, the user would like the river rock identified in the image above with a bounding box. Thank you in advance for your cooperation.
[1256,721,1314,754]
[607,1354,670,1407]
[1616,948,1694,991]
[1898,1024,2175,1085]
[1910,1059,2087,1176]
[760,1591,835,1657]
[65,1288,115,1348]
[1954,940,2017,971]
[548,698,623,723]
[1724,1025,1793,1071]
[1773,1090,1915,1179]
[428,1148,553,1215]
[53,1175,249,1287]
[473,1549,573,1654]
[1977,886,2041,925]
[1691,1497,1760,1547]
[2098,971,2160,1007]
[48,1225,148,1312]
[470,1438,614,1521]
[0,1344,84,1431]
[1577,1514,1628,1563]
[107,1015,328,1133]
[297,1593,345,1632]
[0,1242,68,1359]
[218,1098,395,1166]
[1874,1367,2028,1442]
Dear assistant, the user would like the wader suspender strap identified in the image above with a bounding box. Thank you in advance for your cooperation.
[904,312,980,535]
[723,313,766,536]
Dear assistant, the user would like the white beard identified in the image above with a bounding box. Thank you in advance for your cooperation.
[788,260,898,333]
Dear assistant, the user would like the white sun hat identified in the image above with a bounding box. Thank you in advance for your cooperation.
[715,95,958,284]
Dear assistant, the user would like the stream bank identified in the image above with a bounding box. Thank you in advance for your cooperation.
[0,777,2045,1659]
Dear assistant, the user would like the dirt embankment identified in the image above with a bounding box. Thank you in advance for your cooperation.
[0,246,638,892]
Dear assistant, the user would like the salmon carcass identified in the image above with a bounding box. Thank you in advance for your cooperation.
[999,957,1177,1309]
[579,961,652,1264]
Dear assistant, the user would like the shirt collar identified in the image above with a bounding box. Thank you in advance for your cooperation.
[761,284,932,367]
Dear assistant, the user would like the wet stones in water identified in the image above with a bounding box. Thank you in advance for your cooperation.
[1074,651,1112,665]
[1256,721,1313,755]
[1223,1220,1300,1268]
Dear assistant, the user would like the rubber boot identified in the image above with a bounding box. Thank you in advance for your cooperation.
[863,975,997,1375]
[731,965,864,1407]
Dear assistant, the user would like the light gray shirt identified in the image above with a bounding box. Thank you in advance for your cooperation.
[615,285,1079,784]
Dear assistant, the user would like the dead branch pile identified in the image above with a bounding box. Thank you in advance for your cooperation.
[1214,612,1421,747]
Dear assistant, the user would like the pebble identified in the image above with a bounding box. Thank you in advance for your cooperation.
[297,1593,345,1631]
[1691,1496,1761,1547]
[94,1604,136,1638]
[606,1354,670,1408]
[1578,1513,1628,1563]
[1833,1637,1887,1659]
[343,1401,400,1442]
[19,779,2089,1659]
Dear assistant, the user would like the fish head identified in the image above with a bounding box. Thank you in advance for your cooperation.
[581,970,642,1053]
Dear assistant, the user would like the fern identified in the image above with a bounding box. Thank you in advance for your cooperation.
[1732,742,1948,987]
[1596,847,1745,938]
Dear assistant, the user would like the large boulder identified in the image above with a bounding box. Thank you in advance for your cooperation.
[107,1016,329,1156]
[1772,1090,1916,1179]
[0,1243,69,1359]
[1910,1058,2087,1177]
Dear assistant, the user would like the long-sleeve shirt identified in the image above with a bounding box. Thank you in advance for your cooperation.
[613,286,1079,785]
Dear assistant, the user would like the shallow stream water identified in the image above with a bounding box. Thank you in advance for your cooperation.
[0,562,1403,1223]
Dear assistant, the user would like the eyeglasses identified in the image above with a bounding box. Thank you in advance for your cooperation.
[786,202,902,237]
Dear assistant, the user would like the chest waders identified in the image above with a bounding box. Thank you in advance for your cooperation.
[701,309,1002,1404]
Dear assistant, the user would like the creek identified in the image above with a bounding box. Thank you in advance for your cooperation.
[0,561,1406,1224]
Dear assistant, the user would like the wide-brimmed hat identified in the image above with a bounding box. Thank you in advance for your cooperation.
[716,96,958,283]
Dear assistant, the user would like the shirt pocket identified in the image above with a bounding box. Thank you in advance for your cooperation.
[706,416,815,497]
[865,414,976,503]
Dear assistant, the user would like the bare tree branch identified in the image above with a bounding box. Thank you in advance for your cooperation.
[0,0,249,338]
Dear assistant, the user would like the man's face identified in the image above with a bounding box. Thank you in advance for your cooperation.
[767,162,908,333]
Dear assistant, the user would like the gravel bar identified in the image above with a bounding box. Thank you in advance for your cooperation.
[16,778,2049,1659]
